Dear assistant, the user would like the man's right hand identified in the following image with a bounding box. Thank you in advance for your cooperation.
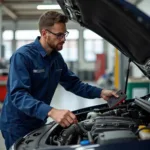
[48,108,78,128]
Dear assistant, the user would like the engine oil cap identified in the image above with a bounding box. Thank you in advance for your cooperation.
[80,140,90,145]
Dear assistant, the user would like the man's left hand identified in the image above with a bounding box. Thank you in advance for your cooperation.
[100,89,118,101]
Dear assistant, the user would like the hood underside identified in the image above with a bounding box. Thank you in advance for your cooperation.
[57,0,150,78]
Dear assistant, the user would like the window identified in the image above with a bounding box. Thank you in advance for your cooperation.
[60,29,79,62]
[16,30,40,49]
[84,29,103,61]
[15,29,79,62]
[16,40,35,49]
[2,30,13,60]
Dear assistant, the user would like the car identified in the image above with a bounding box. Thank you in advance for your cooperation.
[10,0,150,150]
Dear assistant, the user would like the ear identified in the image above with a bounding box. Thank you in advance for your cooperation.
[41,29,47,37]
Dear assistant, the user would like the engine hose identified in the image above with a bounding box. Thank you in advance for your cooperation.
[53,135,61,146]
[65,134,73,145]
[94,136,98,142]
[77,135,81,144]
[76,123,88,133]
[49,136,52,145]
[87,131,94,144]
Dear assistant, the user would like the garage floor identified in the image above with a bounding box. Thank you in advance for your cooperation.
[0,83,105,150]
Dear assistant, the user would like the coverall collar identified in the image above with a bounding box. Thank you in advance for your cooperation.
[34,36,47,58]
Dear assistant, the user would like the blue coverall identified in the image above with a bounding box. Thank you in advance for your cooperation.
[0,37,102,150]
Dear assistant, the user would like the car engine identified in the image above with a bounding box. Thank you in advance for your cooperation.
[13,96,150,150]
[53,116,137,146]
[47,102,150,146]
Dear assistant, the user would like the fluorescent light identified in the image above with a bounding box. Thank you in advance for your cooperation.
[37,4,61,10]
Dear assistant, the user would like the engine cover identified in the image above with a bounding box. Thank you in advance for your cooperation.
[97,130,137,145]
[91,116,138,138]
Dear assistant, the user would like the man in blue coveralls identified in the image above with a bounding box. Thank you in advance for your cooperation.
[0,11,118,150]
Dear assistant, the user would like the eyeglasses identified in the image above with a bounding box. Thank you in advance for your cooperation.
[45,29,69,39]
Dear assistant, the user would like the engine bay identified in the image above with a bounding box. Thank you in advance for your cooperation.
[14,95,150,150]
[47,99,150,146]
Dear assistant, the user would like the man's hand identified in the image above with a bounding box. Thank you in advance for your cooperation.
[101,89,118,101]
[48,108,78,128]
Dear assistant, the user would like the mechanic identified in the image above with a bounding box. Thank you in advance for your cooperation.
[0,11,118,150]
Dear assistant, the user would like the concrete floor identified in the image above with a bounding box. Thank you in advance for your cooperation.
[0,83,106,150]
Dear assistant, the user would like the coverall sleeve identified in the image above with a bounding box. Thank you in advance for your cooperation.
[60,62,103,99]
[9,52,52,121]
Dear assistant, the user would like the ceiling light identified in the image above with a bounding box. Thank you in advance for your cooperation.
[37,5,61,10]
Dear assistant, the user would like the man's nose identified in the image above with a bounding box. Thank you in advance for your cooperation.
[61,36,66,42]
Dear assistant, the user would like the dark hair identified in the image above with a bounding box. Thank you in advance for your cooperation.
[38,11,68,33]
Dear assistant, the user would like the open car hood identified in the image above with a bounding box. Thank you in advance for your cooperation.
[57,0,150,78]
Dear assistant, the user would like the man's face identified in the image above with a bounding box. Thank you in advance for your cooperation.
[44,23,68,51]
